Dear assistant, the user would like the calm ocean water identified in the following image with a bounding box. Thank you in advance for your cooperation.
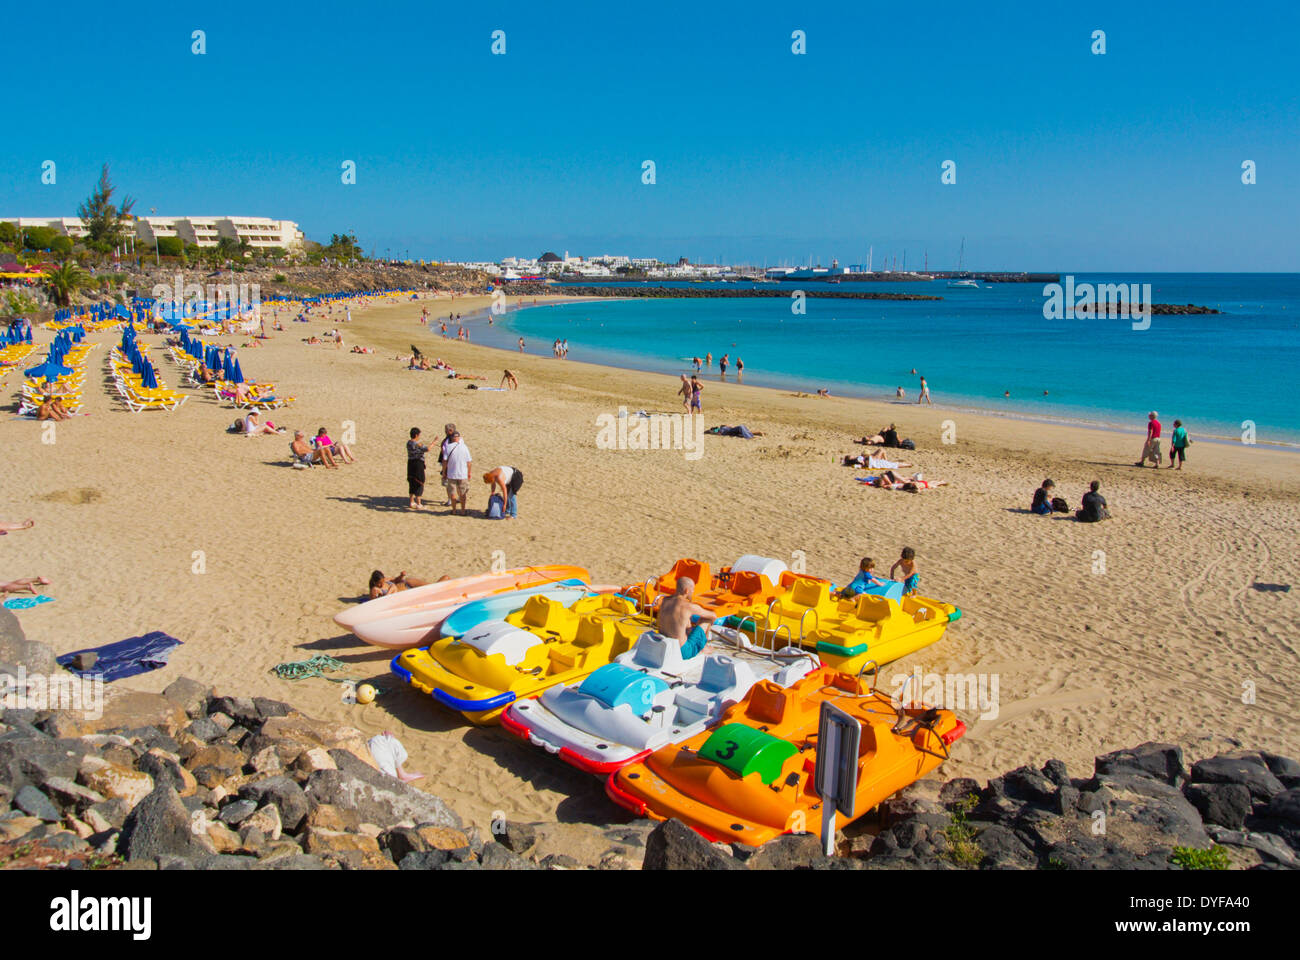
[491,274,1300,445]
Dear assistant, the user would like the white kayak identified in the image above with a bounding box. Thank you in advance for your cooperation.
[333,565,589,647]
[500,626,818,774]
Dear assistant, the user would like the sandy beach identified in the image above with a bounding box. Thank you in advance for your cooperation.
[5,292,1298,836]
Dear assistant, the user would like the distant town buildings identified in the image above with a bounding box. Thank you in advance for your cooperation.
[0,215,305,251]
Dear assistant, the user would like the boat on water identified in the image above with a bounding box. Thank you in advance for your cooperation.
[947,278,979,289]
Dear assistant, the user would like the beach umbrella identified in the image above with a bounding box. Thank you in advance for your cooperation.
[230,358,245,384]
[222,351,235,380]
[25,359,72,379]
[141,363,158,390]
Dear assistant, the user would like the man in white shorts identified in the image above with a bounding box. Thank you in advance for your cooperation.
[442,431,473,516]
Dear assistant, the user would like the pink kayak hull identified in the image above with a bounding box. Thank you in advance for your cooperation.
[334,566,590,638]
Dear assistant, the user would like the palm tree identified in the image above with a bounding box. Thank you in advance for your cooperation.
[43,261,87,307]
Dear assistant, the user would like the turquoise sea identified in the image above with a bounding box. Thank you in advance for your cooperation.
[487,274,1300,446]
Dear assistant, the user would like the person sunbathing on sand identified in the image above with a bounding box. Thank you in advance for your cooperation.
[1,576,51,596]
[0,519,35,536]
[368,570,442,598]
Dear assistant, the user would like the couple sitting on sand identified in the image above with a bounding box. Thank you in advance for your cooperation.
[291,428,356,469]
[1031,479,1110,521]
[36,395,71,421]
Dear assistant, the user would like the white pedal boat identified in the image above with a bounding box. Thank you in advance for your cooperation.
[500,626,818,774]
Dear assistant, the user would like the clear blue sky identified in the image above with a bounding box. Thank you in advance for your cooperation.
[3,0,1297,270]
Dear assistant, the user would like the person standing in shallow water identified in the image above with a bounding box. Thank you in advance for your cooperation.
[736,357,743,382]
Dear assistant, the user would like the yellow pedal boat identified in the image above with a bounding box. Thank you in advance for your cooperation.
[725,577,961,672]
[391,593,651,724]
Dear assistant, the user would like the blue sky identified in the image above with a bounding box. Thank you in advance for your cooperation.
[3,0,1297,269]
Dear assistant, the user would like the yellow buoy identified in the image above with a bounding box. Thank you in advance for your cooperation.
[356,684,377,705]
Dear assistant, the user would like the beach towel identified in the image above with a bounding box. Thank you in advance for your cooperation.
[56,631,183,683]
[706,425,754,438]
[3,595,54,610]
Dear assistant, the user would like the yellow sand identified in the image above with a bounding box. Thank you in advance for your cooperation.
[5,292,1298,835]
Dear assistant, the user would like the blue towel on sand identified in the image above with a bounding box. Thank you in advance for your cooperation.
[3,595,54,610]
[57,631,183,683]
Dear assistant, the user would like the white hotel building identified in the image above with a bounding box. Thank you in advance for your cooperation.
[2,215,305,251]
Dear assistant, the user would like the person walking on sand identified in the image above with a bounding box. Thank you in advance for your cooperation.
[689,375,703,414]
[1168,419,1189,470]
[917,376,932,405]
[656,577,715,659]
[1136,411,1162,467]
[407,427,429,509]
[441,430,473,516]
[677,374,692,412]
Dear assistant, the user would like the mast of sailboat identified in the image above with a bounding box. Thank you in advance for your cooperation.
[957,237,965,274]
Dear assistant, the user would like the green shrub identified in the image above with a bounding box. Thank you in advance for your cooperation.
[1170,846,1230,870]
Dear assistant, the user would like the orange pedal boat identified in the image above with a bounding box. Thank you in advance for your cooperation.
[606,666,965,845]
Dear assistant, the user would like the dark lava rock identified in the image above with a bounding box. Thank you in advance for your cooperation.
[1261,754,1300,789]
[1094,742,1186,785]
[938,777,981,808]
[745,832,826,869]
[1042,759,1071,787]
[184,718,224,743]
[495,820,537,854]
[539,853,581,869]
[14,784,61,822]
[236,776,309,833]
[1191,754,1285,802]
[162,677,211,718]
[302,749,460,830]
[380,826,427,862]
[0,738,87,792]
[399,850,451,870]
[643,818,742,871]
[118,784,214,862]
[1265,788,1300,826]
[1184,782,1252,829]
[480,842,537,870]
[974,823,1037,869]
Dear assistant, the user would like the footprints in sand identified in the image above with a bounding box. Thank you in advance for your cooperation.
[37,487,104,505]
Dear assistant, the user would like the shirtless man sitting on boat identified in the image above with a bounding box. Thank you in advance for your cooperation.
[655,577,716,659]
